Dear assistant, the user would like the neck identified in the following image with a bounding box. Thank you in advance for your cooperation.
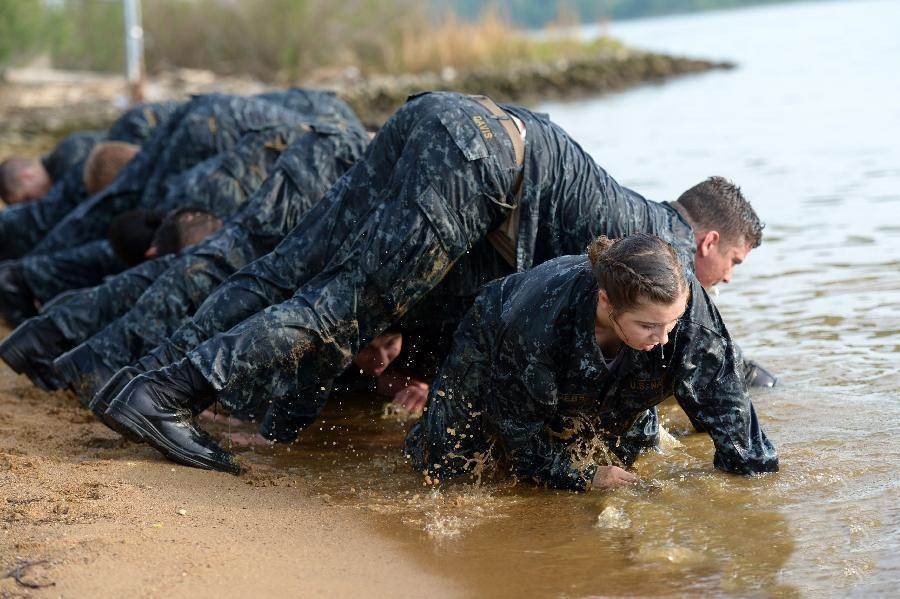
[670,201,699,241]
[594,301,623,357]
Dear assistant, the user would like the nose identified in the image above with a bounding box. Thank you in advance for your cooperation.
[721,267,733,284]
[653,326,669,346]
[659,329,669,346]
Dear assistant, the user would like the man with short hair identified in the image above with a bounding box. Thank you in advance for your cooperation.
[107,209,166,267]
[83,142,142,196]
[0,119,368,393]
[0,157,54,206]
[0,95,358,324]
[0,101,181,261]
[93,91,775,473]
[671,176,760,288]
[0,131,104,205]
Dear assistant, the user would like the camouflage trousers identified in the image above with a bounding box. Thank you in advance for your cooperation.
[174,92,522,440]
[20,240,127,305]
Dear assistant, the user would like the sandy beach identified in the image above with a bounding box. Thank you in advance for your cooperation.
[0,324,460,598]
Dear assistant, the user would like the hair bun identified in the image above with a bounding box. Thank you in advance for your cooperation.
[587,235,616,267]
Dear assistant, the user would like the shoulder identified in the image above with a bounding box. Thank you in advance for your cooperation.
[487,255,593,328]
[676,278,732,352]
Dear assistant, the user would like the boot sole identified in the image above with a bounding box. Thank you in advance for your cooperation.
[110,403,241,475]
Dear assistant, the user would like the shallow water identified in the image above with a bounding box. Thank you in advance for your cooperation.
[239,1,899,596]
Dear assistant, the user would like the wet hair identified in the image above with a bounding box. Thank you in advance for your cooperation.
[587,233,688,314]
[0,157,42,202]
[152,207,224,256]
[108,209,165,266]
[83,141,140,195]
[673,176,764,248]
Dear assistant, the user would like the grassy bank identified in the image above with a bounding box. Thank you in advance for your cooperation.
[3,1,620,81]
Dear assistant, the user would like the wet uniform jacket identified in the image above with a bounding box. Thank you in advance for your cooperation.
[126,92,695,442]
[0,94,362,381]
[33,89,354,255]
[40,131,105,183]
[18,123,319,306]
[0,102,181,261]
[0,91,354,322]
[405,255,778,491]
[54,121,368,397]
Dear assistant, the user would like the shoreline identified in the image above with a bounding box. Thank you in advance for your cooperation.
[0,328,462,597]
[0,48,732,154]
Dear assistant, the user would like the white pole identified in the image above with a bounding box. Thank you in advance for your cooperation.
[123,0,144,102]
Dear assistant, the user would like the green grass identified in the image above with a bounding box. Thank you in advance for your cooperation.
[2,0,624,81]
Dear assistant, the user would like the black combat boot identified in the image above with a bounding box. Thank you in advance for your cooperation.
[0,317,68,390]
[0,261,37,325]
[89,365,147,441]
[744,360,777,388]
[135,340,184,373]
[103,359,241,474]
[52,344,116,405]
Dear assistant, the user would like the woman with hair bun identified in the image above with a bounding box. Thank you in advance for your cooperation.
[405,233,778,491]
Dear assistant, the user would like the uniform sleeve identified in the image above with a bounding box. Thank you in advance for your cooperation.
[488,353,598,491]
[673,330,779,475]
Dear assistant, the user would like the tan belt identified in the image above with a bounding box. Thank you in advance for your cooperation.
[468,94,524,268]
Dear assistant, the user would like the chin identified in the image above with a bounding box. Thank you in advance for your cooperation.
[629,343,657,352]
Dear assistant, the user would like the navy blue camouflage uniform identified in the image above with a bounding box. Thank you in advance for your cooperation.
[51,121,368,398]
[0,93,361,383]
[34,89,354,255]
[405,255,779,491]
[124,91,699,442]
[0,256,176,390]
[9,121,315,316]
[0,91,351,323]
[0,102,180,261]
[39,131,105,183]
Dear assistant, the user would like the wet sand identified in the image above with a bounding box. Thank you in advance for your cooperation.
[0,332,460,598]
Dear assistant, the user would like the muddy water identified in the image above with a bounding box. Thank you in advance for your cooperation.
[236,1,899,596]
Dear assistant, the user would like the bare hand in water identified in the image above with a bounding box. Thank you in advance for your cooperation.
[392,380,430,415]
[223,431,275,448]
[199,409,244,427]
[592,466,639,489]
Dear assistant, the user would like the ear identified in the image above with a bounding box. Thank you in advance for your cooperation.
[597,289,612,314]
[698,230,720,257]
[144,245,158,259]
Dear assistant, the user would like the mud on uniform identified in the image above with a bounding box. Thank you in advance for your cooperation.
[53,121,368,397]
[131,91,701,443]
[405,255,779,491]
[0,91,352,323]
